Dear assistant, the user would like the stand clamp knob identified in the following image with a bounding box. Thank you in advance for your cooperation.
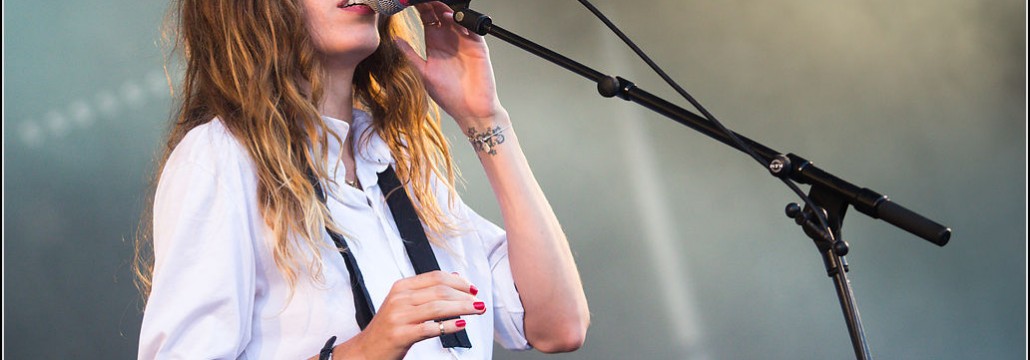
[768,154,792,178]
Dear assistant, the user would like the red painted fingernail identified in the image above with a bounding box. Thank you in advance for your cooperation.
[456,319,467,328]
[470,285,479,296]
[473,301,485,311]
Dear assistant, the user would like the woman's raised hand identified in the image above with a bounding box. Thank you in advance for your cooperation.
[331,271,486,360]
[394,2,508,128]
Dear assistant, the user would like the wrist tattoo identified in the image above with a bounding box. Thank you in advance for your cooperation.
[466,125,510,156]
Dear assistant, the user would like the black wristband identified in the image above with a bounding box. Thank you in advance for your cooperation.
[319,336,337,360]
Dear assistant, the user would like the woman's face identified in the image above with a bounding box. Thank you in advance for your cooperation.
[301,0,381,67]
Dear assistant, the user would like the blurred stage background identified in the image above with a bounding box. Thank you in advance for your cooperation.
[3,0,1026,358]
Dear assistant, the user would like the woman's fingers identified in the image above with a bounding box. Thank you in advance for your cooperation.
[414,2,475,42]
[383,272,486,323]
[418,318,469,341]
[369,272,487,349]
[381,271,483,319]
[394,271,477,296]
[414,3,455,34]
[413,3,440,27]
[411,299,487,321]
[415,2,452,24]
[405,284,476,306]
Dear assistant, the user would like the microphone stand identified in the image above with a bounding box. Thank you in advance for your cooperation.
[445,4,952,360]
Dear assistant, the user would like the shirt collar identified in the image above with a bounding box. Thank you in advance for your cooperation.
[349,109,392,168]
[320,109,393,191]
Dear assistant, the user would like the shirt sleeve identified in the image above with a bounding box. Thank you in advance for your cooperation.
[466,207,533,351]
[138,141,259,359]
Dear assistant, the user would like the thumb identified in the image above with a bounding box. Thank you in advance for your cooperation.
[394,39,426,75]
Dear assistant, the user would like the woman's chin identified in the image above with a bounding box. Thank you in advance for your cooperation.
[321,41,381,67]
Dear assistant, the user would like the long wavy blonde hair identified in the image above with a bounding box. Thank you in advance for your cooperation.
[135,0,457,299]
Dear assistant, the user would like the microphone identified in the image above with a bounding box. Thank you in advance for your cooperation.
[355,0,467,16]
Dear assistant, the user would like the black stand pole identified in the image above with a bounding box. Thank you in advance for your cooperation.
[448,6,951,360]
[785,185,872,359]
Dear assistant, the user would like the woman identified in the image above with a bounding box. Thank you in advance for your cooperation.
[135,0,589,358]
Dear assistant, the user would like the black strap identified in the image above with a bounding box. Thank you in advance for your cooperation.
[310,171,377,330]
[378,167,473,348]
[310,166,472,349]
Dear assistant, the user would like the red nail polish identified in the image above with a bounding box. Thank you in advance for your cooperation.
[456,319,467,328]
[473,301,485,311]
[470,285,479,296]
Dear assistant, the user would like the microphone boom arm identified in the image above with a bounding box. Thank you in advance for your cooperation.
[451,7,950,246]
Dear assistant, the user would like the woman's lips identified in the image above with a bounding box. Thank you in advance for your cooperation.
[339,2,375,15]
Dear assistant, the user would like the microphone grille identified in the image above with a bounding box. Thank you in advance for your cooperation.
[357,0,406,16]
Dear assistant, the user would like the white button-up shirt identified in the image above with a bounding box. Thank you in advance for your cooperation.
[139,110,530,359]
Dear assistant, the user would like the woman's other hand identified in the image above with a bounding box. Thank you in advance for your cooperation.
[328,271,485,360]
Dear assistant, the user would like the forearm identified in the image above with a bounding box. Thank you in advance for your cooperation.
[466,112,590,352]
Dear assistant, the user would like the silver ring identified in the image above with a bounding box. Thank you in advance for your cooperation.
[437,321,445,337]
[423,20,442,27]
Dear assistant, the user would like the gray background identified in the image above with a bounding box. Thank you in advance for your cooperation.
[3,0,1025,359]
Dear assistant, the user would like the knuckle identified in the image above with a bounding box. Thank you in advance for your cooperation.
[384,291,407,307]
[428,270,447,282]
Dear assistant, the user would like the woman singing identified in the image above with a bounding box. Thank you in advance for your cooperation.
[135,0,589,358]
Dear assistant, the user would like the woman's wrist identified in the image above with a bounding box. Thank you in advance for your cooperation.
[454,104,509,129]
[460,109,512,156]
[330,330,407,360]
[465,123,512,156]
